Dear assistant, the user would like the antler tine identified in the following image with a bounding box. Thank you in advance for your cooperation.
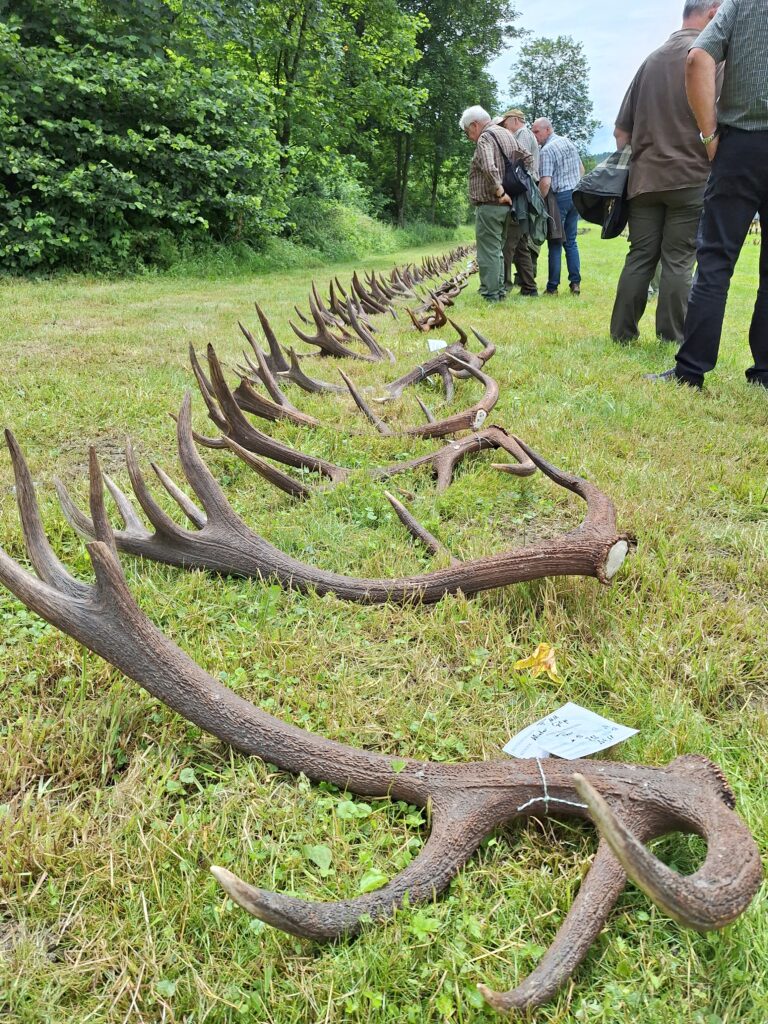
[174,392,242,524]
[415,396,435,424]
[511,437,628,575]
[189,345,228,432]
[488,432,537,477]
[238,329,295,410]
[339,370,393,435]
[345,298,392,362]
[285,347,346,395]
[478,839,630,1012]
[253,303,290,374]
[125,439,192,541]
[573,772,763,931]
[447,318,468,346]
[5,429,91,598]
[469,328,497,366]
[431,300,448,329]
[103,474,148,533]
[438,364,455,403]
[221,437,312,501]
[151,463,207,529]
[211,796,493,939]
[87,448,118,553]
[383,491,458,564]
[206,343,285,436]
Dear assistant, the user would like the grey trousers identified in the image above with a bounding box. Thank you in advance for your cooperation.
[610,186,705,344]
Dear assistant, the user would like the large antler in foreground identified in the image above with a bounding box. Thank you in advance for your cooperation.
[0,432,761,1012]
[55,395,633,604]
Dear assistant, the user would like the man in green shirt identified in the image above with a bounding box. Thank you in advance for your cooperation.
[647,0,768,389]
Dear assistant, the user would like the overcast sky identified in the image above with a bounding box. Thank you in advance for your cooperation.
[489,0,690,151]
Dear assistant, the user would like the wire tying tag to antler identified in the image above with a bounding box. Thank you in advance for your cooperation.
[515,758,588,814]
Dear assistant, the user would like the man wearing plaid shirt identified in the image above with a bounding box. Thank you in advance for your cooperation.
[459,105,533,302]
[532,118,584,295]
[648,0,768,389]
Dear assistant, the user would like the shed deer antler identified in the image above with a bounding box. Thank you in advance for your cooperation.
[0,430,761,1014]
[54,394,632,603]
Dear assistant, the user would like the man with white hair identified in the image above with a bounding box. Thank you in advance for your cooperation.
[459,105,533,302]
[531,117,584,295]
[610,0,722,345]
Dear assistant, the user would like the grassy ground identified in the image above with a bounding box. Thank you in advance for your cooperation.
[0,231,766,1024]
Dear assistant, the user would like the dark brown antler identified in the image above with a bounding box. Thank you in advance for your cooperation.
[290,293,379,361]
[372,426,536,490]
[56,393,633,604]
[0,437,761,1013]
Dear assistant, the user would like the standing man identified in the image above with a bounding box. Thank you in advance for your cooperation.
[649,0,768,389]
[497,109,541,294]
[498,109,540,176]
[459,105,532,303]
[532,118,585,295]
[610,0,722,346]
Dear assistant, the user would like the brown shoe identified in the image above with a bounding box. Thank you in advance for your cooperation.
[570,283,581,295]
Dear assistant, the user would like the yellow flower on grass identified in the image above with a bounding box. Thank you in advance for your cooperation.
[513,643,562,683]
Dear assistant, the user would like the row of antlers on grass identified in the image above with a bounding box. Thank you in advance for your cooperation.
[53,392,635,605]
[0,427,762,1014]
[193,320,500,452]
[286,244,475,360]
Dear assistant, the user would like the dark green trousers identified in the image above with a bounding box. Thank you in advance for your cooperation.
[503,220,536,292]
[610,186,705,344]
[475,203,510,300]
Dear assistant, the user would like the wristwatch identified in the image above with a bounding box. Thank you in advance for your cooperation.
[699,128,719,146]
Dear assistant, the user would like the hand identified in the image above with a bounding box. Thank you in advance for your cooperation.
[705,136,720,162]
[499,192,512,205]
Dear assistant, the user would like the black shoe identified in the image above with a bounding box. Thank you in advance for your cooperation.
[569,283,581,295]
[520,289,539,297]
[644,367,703,390]
[545,287,558,296]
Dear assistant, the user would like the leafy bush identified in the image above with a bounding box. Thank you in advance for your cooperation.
[0,2,286,274]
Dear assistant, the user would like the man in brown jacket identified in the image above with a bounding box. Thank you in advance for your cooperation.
[459,105,533,302]
[610,0,722,344]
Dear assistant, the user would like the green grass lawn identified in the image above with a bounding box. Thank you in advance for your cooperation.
[0,231,766,1023]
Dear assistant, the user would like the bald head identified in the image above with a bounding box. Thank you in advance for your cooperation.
[531,118,554,146]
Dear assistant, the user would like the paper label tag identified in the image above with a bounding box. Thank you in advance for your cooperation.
[472,409,487,429]
[503,702,638,760]
[428,338,448,352]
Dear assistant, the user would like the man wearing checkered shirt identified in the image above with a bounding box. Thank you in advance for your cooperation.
[532,118,585,295]
[648,0,768,389]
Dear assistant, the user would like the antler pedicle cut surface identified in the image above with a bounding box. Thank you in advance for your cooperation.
[0,431,761,1013]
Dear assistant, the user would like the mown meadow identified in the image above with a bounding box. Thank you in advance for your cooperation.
[1,231,766,1023]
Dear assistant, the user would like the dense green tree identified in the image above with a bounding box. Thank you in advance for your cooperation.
[508,35,600,149]
[369,0,521,226]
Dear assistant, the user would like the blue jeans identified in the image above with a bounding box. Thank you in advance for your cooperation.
[547,189,581,291]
